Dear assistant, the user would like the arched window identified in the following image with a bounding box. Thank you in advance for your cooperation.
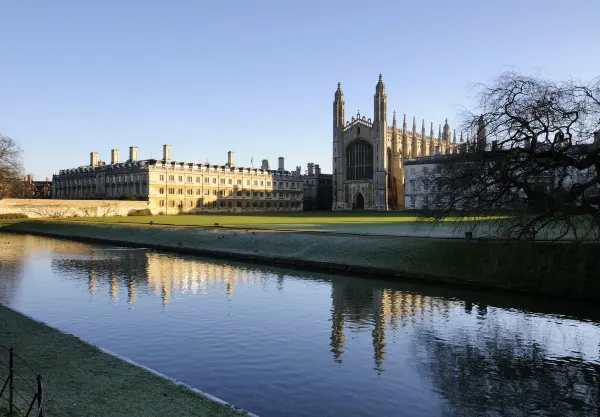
[346,140,373,180]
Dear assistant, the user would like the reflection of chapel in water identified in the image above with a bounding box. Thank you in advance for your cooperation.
[330,282,452,372]
[62,248,456,371]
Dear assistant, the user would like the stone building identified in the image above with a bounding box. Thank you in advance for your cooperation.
[302,163,332,211]
[52,145,303,213]
[332,74,459,210]
[23,175,52,199]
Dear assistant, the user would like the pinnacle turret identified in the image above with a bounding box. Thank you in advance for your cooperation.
[333,82,345,127]
[373,74,387,122]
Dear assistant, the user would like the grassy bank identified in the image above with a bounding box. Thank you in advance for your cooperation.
[67,211,495,238]
[0,305,247,417]
[3,220,599,300]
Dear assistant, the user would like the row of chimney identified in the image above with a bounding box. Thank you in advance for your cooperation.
[306,162,322,176]
[89,145,288,171]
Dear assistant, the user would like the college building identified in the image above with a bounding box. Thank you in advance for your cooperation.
[332,74,460,210]
[52,145,303,213]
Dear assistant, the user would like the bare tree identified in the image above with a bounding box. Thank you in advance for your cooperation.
[0,134,25,198]
[426,72,600,241]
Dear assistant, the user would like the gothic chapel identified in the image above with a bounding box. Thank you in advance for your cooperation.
[332,74,459,210]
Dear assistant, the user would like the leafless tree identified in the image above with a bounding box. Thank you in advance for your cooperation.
[0,134,25,198]
[426,71,600,241]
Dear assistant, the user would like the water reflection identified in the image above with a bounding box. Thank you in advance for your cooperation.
[0,240,24,305]
[4,233,600,416]
[330,282,454,372]
[416,316,600,416]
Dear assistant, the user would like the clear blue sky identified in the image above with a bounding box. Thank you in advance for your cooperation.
[1,0,598,179]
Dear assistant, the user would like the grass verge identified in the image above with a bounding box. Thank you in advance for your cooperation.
[0,305,248,417]
[64,212,501,238]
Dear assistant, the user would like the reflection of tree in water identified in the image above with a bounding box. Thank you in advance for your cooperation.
[0,258,23,305]
[415,317,600,416]
[0,249,24,305]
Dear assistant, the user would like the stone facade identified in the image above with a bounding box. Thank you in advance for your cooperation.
[332,75,460,210]
[52,146,303,213]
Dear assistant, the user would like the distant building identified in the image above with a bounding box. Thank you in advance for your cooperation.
[302,163,332,211]
[23,175,52,199]
[52,145,303,213]
[404,134,600,210]
[404,155,454,210]
[332,74,460,211]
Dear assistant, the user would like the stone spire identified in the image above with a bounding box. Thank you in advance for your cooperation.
[443,118,451,142]
[402,114,408,157]
[460,131,464,142]
[453,129,457,144]
[438,124,442,141]
[412,117,418,157]
[421,119,427,156]
[373,74,387,122]
[430,122,434,139]
[476,115,487,151]
[333,82,345,128]
[392,110,397,128]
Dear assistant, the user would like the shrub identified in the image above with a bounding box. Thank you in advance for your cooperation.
[0,213,29,219]
[127,209,153,216]
[120,194,137,201]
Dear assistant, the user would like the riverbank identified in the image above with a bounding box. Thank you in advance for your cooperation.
[2,220,599,300]
[0,304,250,417]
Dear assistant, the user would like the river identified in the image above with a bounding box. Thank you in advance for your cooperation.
[1,232,599,416]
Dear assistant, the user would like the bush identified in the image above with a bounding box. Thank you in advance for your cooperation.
[119,194,138,201]
[0,213,28,219]
[127,209,153,216]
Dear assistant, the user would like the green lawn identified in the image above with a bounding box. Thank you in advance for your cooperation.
[65,211,495,238]
[0,305,247,417]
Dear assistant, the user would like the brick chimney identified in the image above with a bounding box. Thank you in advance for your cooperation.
[163,144,171,162]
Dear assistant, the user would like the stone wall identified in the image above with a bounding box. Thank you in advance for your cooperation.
[0,199,153,218]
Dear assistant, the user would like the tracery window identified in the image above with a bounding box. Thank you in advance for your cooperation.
[346,140,373,180]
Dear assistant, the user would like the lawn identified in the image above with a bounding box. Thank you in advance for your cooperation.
[0,305,248,417]
[66,211,495,238]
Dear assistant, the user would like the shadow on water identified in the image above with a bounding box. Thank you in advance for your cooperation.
[3,232,600,416]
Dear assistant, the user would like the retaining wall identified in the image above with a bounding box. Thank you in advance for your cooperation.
[0,199,152,218]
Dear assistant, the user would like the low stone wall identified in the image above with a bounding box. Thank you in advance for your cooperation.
[0,198,153,218]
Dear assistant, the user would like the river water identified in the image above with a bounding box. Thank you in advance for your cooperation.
[1,232,600,417]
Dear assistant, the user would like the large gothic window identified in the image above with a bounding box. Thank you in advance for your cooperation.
[345,140,373,181]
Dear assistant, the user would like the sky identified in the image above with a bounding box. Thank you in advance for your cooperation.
[1,0,598,179]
